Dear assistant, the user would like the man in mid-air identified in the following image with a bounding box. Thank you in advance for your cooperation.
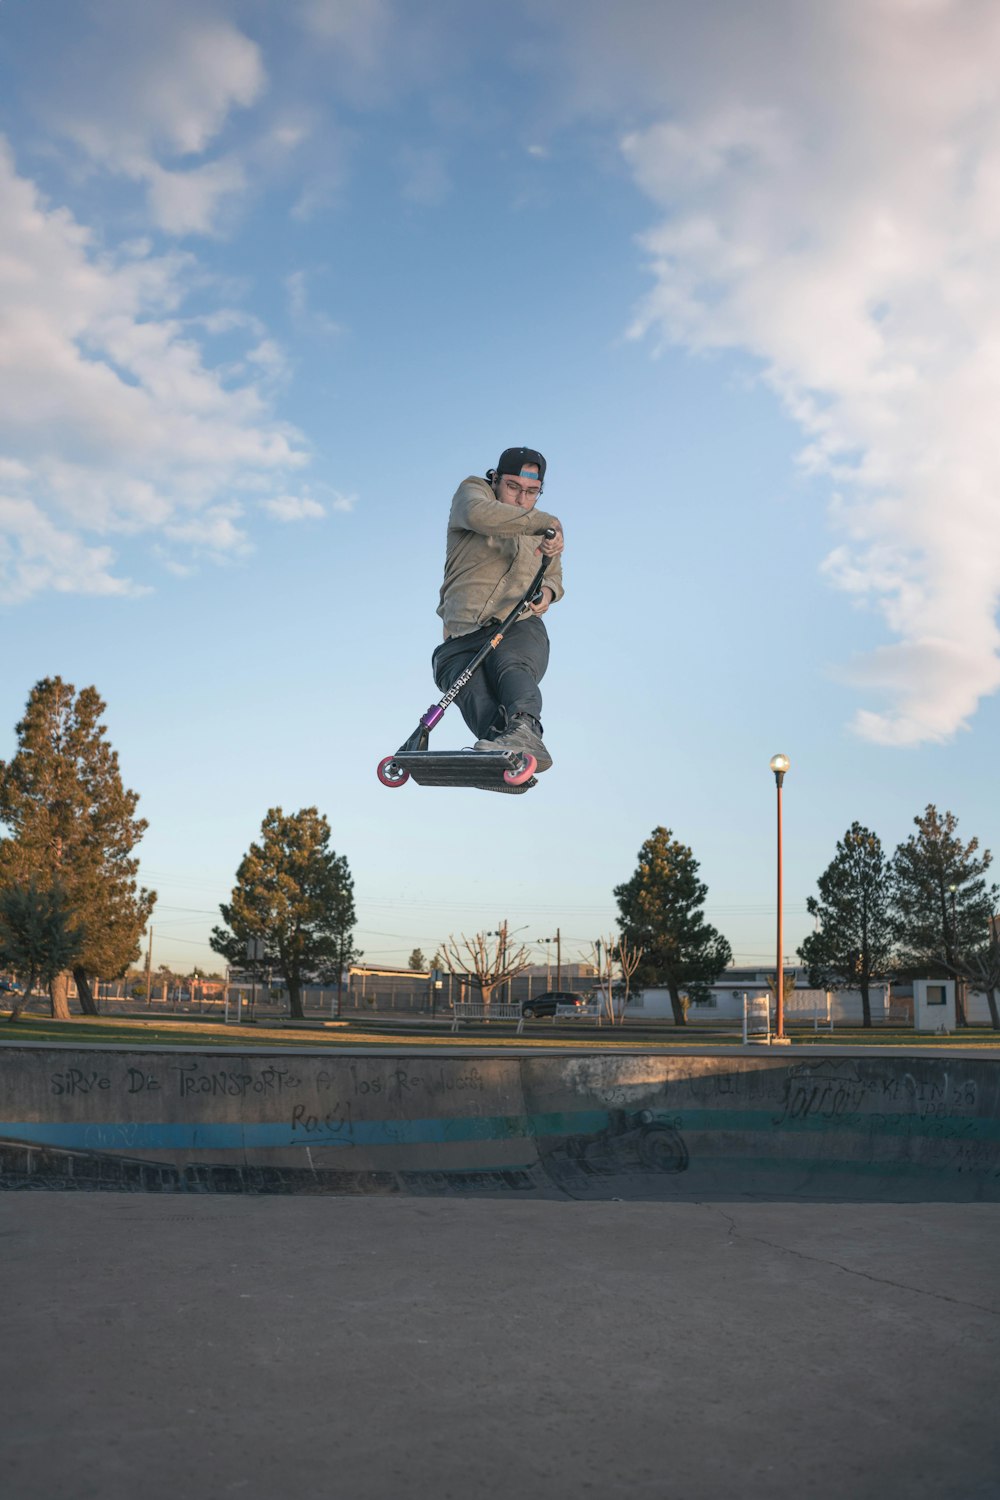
[432,446,564,773]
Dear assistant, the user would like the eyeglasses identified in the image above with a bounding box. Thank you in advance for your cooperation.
[500,478,542,500]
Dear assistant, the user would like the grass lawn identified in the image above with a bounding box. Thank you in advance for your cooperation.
[1,1010,999,1051]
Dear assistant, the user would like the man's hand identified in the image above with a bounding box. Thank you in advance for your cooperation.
[536,522,564,557]
[528,585,555,616]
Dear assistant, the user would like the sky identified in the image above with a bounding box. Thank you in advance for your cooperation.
[2,0,999,980]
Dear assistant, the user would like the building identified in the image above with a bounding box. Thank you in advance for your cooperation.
[625,966,891,1025]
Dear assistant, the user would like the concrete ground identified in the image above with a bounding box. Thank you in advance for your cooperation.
[3,1195,998,1500]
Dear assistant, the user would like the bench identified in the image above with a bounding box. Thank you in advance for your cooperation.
[451,1000,524,1034]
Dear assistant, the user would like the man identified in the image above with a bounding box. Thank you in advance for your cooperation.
[432,446,564,773]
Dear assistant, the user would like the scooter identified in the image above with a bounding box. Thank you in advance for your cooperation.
[376,528,556,795]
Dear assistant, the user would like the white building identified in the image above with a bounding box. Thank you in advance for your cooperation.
[624,966,894,1025]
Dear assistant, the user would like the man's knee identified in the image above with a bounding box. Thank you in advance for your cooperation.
[432,641,471,692]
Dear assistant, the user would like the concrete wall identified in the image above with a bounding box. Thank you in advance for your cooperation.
[2,1044,999,1201]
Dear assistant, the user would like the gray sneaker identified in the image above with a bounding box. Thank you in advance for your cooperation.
[475,717,553,774]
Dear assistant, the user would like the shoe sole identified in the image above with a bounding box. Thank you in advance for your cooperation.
[475,738,552,773]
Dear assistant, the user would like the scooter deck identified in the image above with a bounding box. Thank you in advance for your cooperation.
[391,750,537,793]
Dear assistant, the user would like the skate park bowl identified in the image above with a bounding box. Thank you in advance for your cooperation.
[1,1045,999,1200]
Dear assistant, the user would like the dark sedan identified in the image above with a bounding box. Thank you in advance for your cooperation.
[520,991,590,1019]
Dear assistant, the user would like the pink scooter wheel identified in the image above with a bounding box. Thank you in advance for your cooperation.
[503,753,537,786]
[377,756,410,787]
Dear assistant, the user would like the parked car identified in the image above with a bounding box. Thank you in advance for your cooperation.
[520,991,590,1020]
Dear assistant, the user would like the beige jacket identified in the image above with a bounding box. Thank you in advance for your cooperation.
[437,476,565,639]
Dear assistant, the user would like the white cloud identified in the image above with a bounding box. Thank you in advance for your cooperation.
[54,7,265,162]
[164,505,250,556]
[0,496,146,603]
[42,3,265,235]
[299,0,392,68]
[0,139,307,599]
[262,495,326,522]
[142,155,250,236]
[285,270,343,337]
[557,0,1000,745]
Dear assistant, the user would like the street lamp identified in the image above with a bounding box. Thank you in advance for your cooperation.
[769,754,791,1042]
[949,883,963,1025]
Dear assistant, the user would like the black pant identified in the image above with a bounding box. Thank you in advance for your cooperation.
[432,616,550,740]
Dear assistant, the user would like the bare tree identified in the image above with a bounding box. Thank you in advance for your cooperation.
[587,935,616,1024]
[586,934,645,1025]
[441,931,532,1008]
[617,936,644,1023]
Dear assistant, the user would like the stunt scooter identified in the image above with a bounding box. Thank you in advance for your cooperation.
[376,528,556,795]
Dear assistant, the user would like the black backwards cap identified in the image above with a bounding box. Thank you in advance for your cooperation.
[494,446,546,482]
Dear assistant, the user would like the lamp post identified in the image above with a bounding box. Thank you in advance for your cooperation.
[949,883,964,1026]
[769,754,791,1042]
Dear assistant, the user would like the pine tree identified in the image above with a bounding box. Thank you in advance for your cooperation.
[891,805,999,1027]
[408,948,427,971]
[614,827,732,1025]
[798,823,895,1027]
[0,678,155,1019]
[210,807,359,1020]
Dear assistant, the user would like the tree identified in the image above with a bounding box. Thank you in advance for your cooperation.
[764,969,798,1010]
[0,678,155,1018]
[587,935,616,1024]
[798,823,895,1027]
[153,964,183,1003]
[0,880,85,1023]
[440,931,532,1008]
[614,827,732,1025]
[210,807,358,1020]
[587,933,644,1025]
[616,936,644,1022]
[961,923,1000,1031]
[408,948,427,971]
[892,806,999,1027]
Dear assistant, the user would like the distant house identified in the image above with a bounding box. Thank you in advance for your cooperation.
[625,966,891,1024]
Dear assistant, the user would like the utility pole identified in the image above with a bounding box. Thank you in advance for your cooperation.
[537,930,562,991]
[489,923,509,1000]
[144,927,153,1009]
[501,921,508,1002]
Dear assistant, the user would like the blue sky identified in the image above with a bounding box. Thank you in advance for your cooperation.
[2,0,999,978]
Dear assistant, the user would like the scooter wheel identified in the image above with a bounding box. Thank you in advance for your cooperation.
[503,753,537,786]
[377,756,410,788]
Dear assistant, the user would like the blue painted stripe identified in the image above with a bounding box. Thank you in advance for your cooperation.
[670,1106,1000,1141]
[1,1103,998,1154]
[0,1110,602,1152]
